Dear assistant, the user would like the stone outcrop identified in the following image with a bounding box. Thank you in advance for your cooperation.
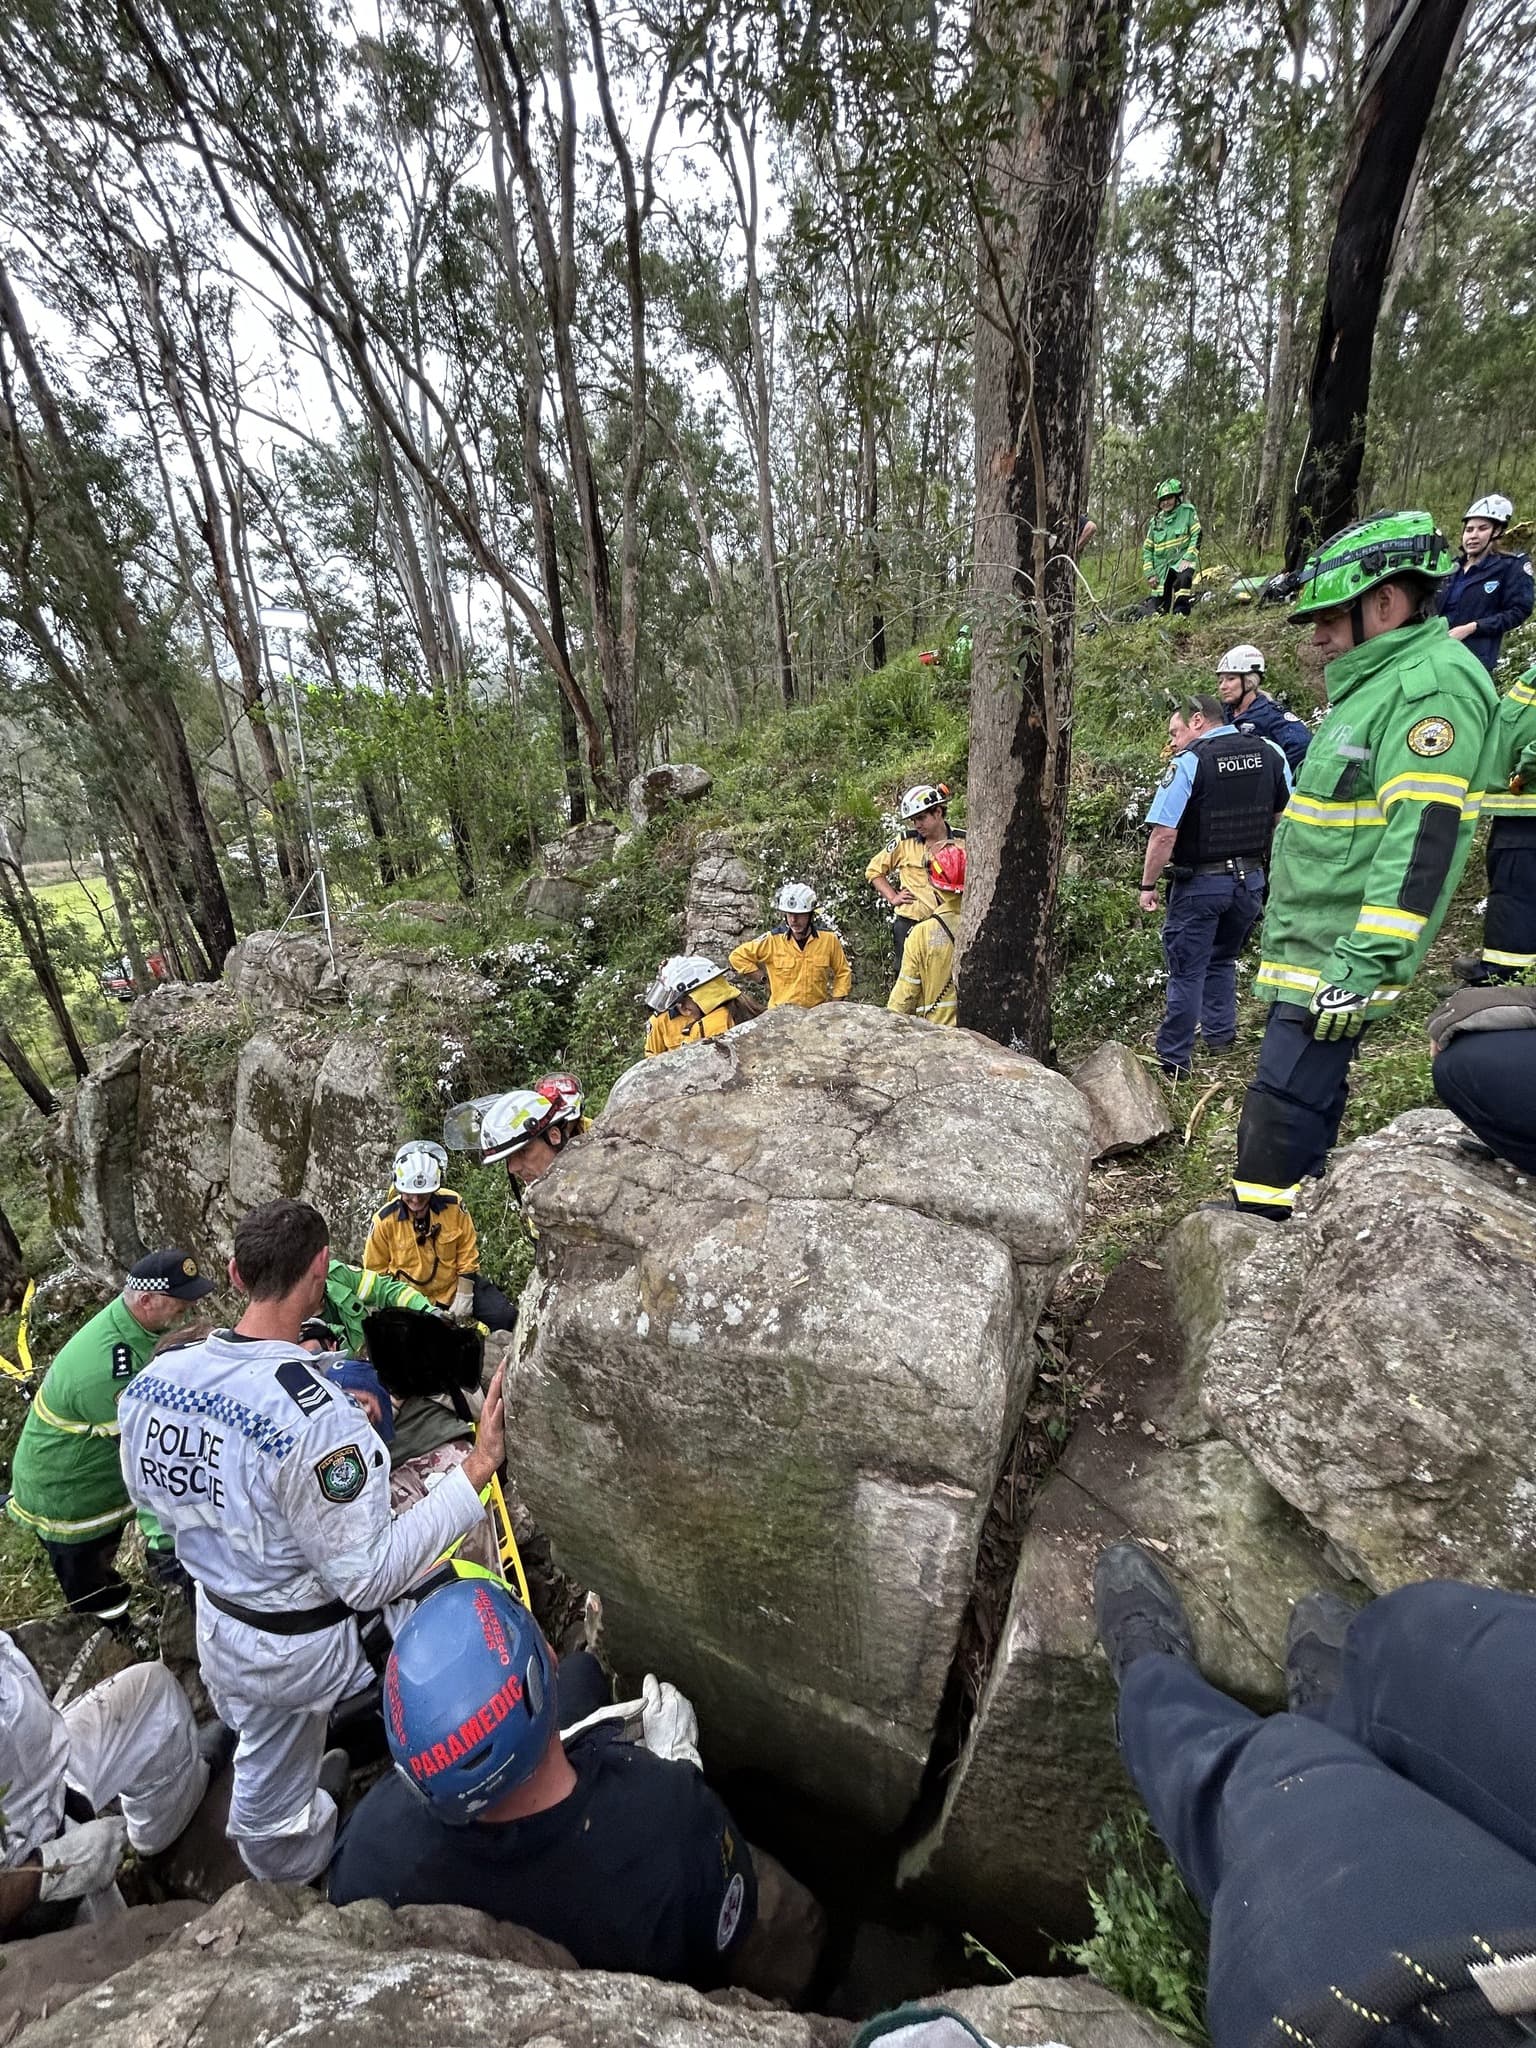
[628,760,714,827]
[508,1003,1094,1832]
[525,873,589,926]
[543,818,619,877]
[686,828,761,957]
[1199,1106,1536,1592]
[46,932,493,1274]
[903,1244,1353,1946]
[1070,1044,1175,1160]
[14,1883,1178,2048]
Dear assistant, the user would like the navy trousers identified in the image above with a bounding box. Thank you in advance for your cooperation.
[1118,1582,1536,2048]
[1478,820,1536,980]
[1433,1031,1536,1174]
[1232,1002,1365,1215]
[1155,870,1264,1076]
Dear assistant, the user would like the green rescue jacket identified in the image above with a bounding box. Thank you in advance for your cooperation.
[1480,666,1536,820]
[1257,617,1499,1016]
[1141,502,1201,586]
[323,1259,434,1353]
[7,1296,156,1543]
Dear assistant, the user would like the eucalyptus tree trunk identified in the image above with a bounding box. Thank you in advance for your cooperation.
[956,0,1130,1056]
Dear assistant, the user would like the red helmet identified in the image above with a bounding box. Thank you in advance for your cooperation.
[928,843,966,895]
[533,1073,585,1125]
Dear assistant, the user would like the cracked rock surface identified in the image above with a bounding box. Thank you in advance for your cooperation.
[507,1004,1094,1831]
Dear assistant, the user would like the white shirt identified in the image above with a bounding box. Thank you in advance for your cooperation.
[0,1633,70,1865]
[118,1330,481,1615]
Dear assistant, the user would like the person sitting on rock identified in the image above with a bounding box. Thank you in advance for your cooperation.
[1094,1540,1536,2047]
[642,955,755,1057]
[6,1248,215,1626]
[445,1073,589,1193]
[729,884,852,1010]
[1428,982,1536,1175]
[886,843,966,1027]
[363,1141,516,1333]
[865,783,964,977]
[329,1577,824,2002]
[0,1629,214,1934]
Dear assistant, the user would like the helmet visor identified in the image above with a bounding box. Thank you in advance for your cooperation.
[443,1095,507,1152]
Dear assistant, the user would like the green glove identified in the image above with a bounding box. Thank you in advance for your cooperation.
[1309,984,1370,1040]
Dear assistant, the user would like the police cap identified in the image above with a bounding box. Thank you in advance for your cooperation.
[125,1248,217,1301]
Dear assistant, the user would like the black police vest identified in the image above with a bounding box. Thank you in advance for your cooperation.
[1171,729,1276,868]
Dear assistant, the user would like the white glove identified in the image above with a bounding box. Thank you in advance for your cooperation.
[450,1276,476,1322]
[640,1673,701,1769]
[36,1816,128,1904]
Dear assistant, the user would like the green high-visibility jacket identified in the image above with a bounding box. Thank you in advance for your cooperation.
[1141,502,1201,586]
[7,1296,156,1544]
[1256,618,1499,1017]
[323,1259,434,1353]
[1480,667,1536,819]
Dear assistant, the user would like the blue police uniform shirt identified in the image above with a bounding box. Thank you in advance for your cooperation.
[329,1722,757,1988]
[1145,730,1293,831]
[1231,689,1311,770]
[1437,551,1535,673]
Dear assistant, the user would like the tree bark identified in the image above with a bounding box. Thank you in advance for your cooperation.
[0,1022,57,1117]
[0,1196,25,1308]
[1284,0,1470,566]
[956,0,1130,1056]
[1251,0,1310,545]
[0,859,90,1078]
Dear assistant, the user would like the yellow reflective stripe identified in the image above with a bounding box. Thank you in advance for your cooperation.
[1258,960,1320,993]
[1232,1179,1299,1209]
[1483,948,1536,967]
[1508,682,1536,706]
[1284,795,1387,828]
[1353,904,1427,940]
[1482,794,1536,814]
[1378,771,1470,810]
[6,1496,134,1539]
[32,1390,121,1439]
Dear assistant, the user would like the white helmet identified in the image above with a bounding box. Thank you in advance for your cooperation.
[643,954,721,1013]
[1216,644,1266,677]
[1465,494,1514,528]
[393,1140,447,1195]
[898,783,949,821]
[443,1089,561,1166]
[774,883,817,915]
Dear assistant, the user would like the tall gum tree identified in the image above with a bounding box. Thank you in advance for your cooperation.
[956,0,1130,1056]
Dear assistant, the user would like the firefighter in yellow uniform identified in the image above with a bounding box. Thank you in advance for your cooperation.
[865,783,963,977]
[363,1142,516,1330]
[887,844,966,1027]
[642,956,753,1057]
[729,884,851,1009]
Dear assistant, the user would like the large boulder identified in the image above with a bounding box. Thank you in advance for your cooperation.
[507,1005,1094,1831]
[686,829,761,957]
[902,1247,1352,1946]
[16,1883,1178,2048]
[524,873,588,926]
[224,929,344,1010]
[543,818,619,877]
[132,999,240,1259]
[48,1034,145,1277]
[228,1027,326,1212]
[628,760,714,827]
[301,1036,403,1255]
[1200,1107,1536,1591]
[1070,1044,1175,1160]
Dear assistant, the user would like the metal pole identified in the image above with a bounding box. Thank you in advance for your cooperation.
[281,627,337,975]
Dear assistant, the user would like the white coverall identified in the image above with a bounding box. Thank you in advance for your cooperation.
[0,1633,207,1891]
[119,1332,483,1883]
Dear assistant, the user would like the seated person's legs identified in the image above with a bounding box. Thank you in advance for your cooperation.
[1326,1580,1536,1865]
[1098,1546,1536,2048]
[61,1662,208,1855]
[1433,1035,1536,1174]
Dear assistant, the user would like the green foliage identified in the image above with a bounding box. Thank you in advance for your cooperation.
[1060,1813,1210,2045]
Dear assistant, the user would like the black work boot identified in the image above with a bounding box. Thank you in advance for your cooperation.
[1284,1591,1358,1717]
[1093,1541,1198,1692]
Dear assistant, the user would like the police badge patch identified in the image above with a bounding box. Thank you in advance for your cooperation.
[1407,716,1456,758]
[315,1445,367,1503]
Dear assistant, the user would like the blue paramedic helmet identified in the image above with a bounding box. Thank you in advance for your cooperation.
[385,1578,557,1822]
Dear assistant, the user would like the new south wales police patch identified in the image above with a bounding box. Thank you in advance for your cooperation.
[1407,715,1455,758]
[315,1444,367,1504]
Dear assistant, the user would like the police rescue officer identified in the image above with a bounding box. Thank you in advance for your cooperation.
[119,1198,506,1885]
[1230,511,1499,1218]
[1214,644,1312,771]
[1140,696,1291,1080]
[1436,493,1533,673]
[7,1248,215,1623]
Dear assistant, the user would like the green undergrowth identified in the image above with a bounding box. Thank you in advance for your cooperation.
[1058,1813,1210,2045]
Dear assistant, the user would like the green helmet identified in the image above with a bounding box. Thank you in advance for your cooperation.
[1155,477,1182,500]
[1289,511,1455,621]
